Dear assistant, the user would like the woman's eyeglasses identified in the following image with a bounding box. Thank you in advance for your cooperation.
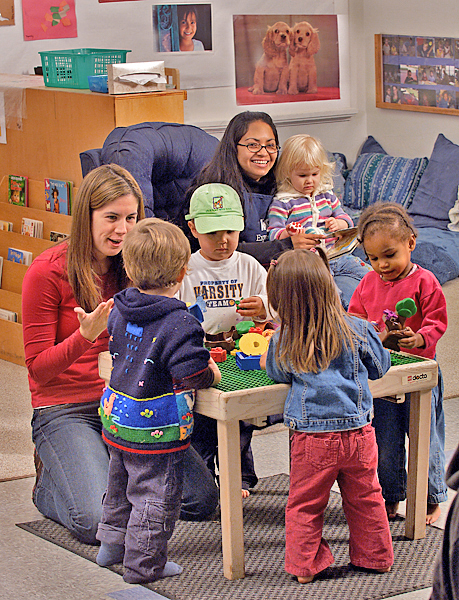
[237,142,280,154]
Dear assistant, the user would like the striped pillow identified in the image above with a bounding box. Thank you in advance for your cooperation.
[343,153,428,210]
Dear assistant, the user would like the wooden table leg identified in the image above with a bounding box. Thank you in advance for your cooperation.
[405,389,431,539]
[216,419,245,580]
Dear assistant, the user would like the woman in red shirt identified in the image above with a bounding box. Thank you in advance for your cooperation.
[22,164,145,543]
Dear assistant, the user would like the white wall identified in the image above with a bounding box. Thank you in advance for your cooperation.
[363,0,459,160]
[3,0,457,165]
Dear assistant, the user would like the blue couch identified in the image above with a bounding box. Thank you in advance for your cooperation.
[340,134,459,285]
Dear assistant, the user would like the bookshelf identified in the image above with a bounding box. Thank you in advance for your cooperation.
[0,73,186,365]
[0,177,73,365]
[0,74,187,187]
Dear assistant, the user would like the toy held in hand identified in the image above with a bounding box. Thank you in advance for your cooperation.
[286,221,304,235]
[382,297,417,351]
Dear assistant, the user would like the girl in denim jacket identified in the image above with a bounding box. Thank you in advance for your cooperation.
[262,248,393,583]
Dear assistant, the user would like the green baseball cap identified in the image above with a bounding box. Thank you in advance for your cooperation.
[186,183,244,234]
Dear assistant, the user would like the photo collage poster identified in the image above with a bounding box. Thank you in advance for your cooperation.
[382,34,459,109]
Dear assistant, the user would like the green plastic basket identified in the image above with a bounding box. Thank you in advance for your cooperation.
[39,48,131,89]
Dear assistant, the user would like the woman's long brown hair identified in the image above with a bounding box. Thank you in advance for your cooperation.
[66,164,145,311]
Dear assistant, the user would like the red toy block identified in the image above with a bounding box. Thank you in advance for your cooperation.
[248,326,263,335]
[210,347,227,362]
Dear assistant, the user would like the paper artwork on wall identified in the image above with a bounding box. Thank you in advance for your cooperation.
[0,0,14,26]
[22,0,77,41]
[233,14,340,106]
[152,4,212,53]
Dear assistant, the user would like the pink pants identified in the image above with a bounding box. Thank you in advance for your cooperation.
[285,424,394,578]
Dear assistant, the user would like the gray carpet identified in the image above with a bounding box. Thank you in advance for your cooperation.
[17,474,442,600]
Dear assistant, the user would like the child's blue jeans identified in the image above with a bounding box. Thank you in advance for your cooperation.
[97,445,184,584]
[373,366,447,505]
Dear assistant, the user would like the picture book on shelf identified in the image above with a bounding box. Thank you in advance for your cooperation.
[7,247,33,266]
[44,178,72,215]
[50,231,69,243]
[8,175,28,207]
[0,307,18,323]
[0,220,13,231]
[21,217,43,239]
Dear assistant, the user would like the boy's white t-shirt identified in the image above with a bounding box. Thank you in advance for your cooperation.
[177,250,269,335]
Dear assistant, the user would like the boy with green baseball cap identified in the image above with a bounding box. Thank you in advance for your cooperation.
[179,183,269,497]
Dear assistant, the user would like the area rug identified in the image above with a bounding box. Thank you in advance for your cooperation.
[16,473,442,600]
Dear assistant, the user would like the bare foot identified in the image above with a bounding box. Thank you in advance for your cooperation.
[375,566,391,573]
[242,489,250,499]
[297,575,314,583]
[385,501,399,520]
[426,503,441,525]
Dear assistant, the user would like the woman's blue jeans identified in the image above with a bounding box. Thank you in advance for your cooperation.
[330,254,372,310]
[32,402,219,544]
[372,366,447,505]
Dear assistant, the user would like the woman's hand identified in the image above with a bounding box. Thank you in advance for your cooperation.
[236,296,266,320]
[290,232,325,250]
[74,299,114,343]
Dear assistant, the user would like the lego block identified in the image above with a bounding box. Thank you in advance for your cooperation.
[236,352,261,371]
[210,347,227,362]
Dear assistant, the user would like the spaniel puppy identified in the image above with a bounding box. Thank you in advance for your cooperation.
[249,22,291,95]
[288,21,320,94]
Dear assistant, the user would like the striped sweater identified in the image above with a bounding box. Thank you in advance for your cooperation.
[267,190,353,241]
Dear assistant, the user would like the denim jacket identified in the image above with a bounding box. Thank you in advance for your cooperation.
[265,315,391,433]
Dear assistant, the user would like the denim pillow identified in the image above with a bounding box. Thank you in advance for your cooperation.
[327,151,348,202]
[408,134,459,230]
[343,153,428,210]
[359,135,387,156]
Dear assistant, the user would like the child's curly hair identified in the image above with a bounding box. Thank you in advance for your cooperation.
[357,202,417,245]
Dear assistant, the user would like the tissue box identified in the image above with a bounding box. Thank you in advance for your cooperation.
[107,61,166,95]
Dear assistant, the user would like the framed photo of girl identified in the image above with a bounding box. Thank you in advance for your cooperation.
[375,34,459,115]
[152,4,212,53]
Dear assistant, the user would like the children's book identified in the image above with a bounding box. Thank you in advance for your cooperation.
[50,230,69,243]
[0,220,13,231]
[21,217,43,239]
[44,178,72,215]
[0,307,18,322]
[8,175,28,207]
[7,247,33,266]
[325,227,360,260]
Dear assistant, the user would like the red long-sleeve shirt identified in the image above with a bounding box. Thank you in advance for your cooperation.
[348,265,447,359]
[22,244,118,408]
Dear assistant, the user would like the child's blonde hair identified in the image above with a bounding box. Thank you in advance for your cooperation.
[122,218,190,290]
[275,134,334,194]
[357,202,417,245]
[267,248,355,373]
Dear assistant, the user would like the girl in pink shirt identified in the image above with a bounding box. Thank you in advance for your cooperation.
[348,202,448,525]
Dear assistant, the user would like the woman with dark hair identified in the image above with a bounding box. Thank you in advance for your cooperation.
[188,110,369,303]
[188,111,294,266]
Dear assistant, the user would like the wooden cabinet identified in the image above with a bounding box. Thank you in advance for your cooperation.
[0,74,186,365]
[0,75,187,187]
